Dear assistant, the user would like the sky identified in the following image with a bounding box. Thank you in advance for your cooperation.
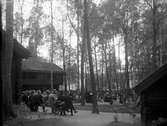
[2,0,125,66]
[13,0,71,61]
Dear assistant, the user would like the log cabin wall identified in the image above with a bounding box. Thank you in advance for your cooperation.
[141,74,167,126]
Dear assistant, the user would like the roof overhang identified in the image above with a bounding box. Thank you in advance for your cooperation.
[13,39,31,58]
[23,69,65,74]
[22,57,65,73]
[2,30,31,59]
[134,63,167,95]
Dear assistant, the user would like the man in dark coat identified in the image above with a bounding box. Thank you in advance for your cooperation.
[58,92,77,116]
[21,91,29,106]
[29,91,43,112]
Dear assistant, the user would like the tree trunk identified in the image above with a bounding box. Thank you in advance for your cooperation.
[108,49,113,89]
[112,37,119,92]
[101,51,104,90]
[34,0,39,56]
[50,0,54,90]
[76,0,80,91]
[68,28,72,91]
[102,42,110,91]
[62,18,67,92]
[20,1,24,44]
[84,0,99,113]
[94,44,99,91]
[2,0,16,120]
[124,32,130,104]
[118,38,123,91]
[152,0,158,71]
[80,14,85,106]
[85,60,88,92]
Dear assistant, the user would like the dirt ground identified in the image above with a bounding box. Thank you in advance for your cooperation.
[74,102,139,113]
[4,118,140,126]
[3,102,141,126]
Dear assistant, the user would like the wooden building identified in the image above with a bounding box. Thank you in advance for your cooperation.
[12,40,30,104]
[134,63,167,126]
[1,30,31,104]
[22,57,65,90]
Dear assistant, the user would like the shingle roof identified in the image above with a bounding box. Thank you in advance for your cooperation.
[134,63,167,95]
[22,57,64,73]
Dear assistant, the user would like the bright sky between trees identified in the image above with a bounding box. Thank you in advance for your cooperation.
[2,0,125,66]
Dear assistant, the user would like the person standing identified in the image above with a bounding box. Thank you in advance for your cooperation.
[41,91,48,112]
[48,91,56,113]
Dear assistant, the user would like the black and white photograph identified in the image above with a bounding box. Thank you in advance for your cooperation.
[1,0,167,126]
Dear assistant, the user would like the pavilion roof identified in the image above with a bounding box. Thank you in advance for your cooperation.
[22,57,64,73]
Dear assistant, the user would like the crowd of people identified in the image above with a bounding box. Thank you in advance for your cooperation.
[20,89,135,115]
[20,89,77,116]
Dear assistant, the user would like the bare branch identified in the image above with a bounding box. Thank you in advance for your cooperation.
[67,14,78,34]
[144,0,153,9]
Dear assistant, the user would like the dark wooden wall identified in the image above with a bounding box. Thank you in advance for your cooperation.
[141,74,167,126]
[11,54,22,104]
[22,71,64,90]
